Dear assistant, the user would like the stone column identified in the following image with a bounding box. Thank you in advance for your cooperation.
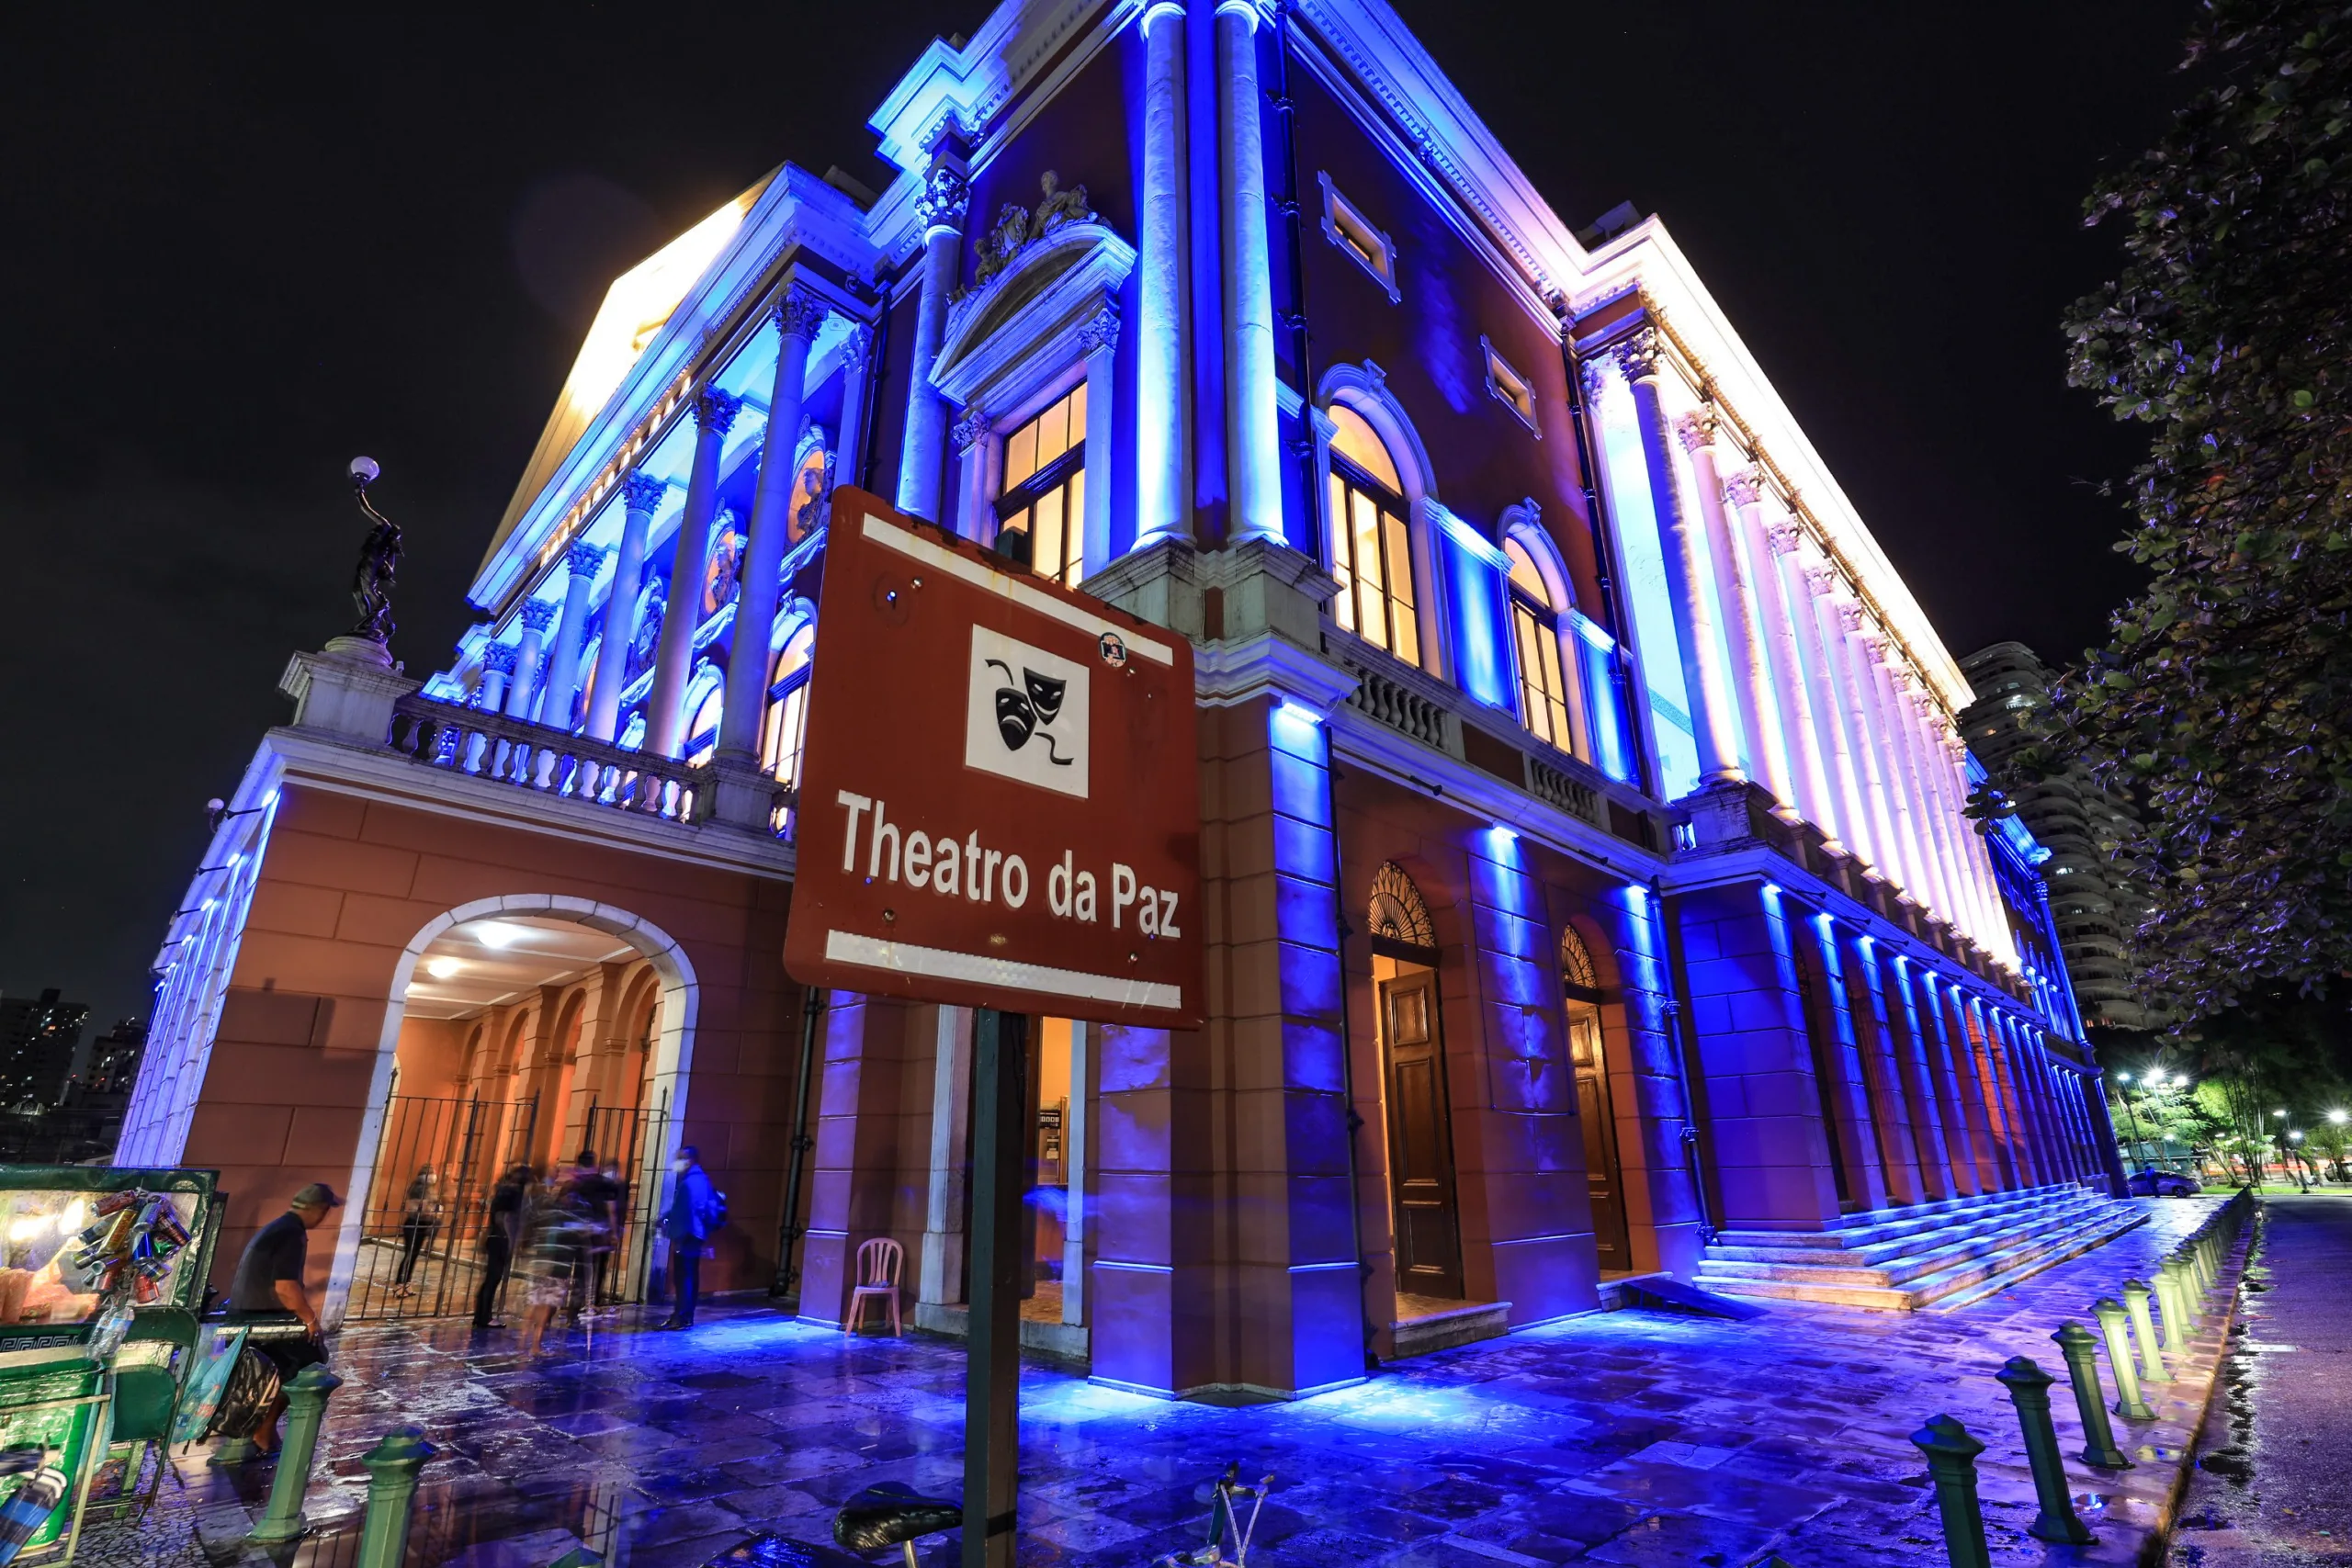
[1875,952,1955,1201]
[477,641,515,715]
[1796,557,1881,873]
[918,1007,972,1311]
[586,471,664,743]
[1216,0,1283,544]
[537,542,605,735]
[1136,0,1193,546]
[1894,679,1969,934]
[646,389,741,758]
[1940,728,2007,962]
[1823,600,1908,894]
[1078,306,1120,578]
[1854,631,1935,910]
[1061,1022,1091,1326]
[1732,482,1838,840]
[1939,981,2005,1190]
[1617,333,1741,786]
[1840,935,1928,1206]
[833,323,877,497]
[797,993,917,1326]
[895,147,968,523]
[950,405,995,543]
[503,600,556,721]
[1679,415,1789,807]
[1972,998,2033,1187]
[1893,957,1977,1195]
[718,288,823,761]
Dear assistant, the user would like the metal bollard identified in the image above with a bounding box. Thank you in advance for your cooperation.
[2122,1280,2169,1383]
[250,1365,345,1543]
[2093,1298,2156,1420]
[1910,1414,1992,1568]
[356,1428,435,1568]
[2196,1230,2218,1292]
[2155,1259,2191,1350]
[2052,1323,2131,1469]
[1996,1358,2095,1544]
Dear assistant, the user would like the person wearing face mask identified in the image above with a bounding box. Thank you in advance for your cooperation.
[657,1145,723,1328]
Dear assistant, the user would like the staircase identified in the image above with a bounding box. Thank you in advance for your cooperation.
[1694,1183,2145,1312]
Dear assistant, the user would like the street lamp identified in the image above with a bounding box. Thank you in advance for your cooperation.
[2111,1073,2153,1170]
[2329,1110,2348,1125]
[346,455,403,646]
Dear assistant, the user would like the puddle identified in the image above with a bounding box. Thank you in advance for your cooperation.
[2197,1449,2255,1483]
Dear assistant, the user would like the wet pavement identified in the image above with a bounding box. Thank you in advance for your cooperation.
[2169,1193,2352,1567]
[85,1197,2248,1568]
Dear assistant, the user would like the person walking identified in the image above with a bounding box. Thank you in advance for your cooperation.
[658,1145,722,1329]
[562,1151,621,1323]
[391,1165,441,1294]
[226,1182,341,1453]
[516,1184,592,1359]
[471,1164,530,1331]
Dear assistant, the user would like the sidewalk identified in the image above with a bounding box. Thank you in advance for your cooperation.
[2170,1193,2352,1566]
[95,1197,2245,1568]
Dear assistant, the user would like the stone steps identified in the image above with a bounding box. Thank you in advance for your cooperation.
[1693,1184,2145,1312]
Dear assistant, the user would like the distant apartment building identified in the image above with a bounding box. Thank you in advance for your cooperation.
[1960,643,2154,1033]
[0,988,89,1111]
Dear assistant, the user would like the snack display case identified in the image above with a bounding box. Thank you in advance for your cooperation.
[0,1165,221,1562]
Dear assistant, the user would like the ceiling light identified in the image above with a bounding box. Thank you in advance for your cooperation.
[424,956,462,980]
[471,921,524,949]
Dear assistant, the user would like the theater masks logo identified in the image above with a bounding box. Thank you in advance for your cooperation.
[965,626,1090,799]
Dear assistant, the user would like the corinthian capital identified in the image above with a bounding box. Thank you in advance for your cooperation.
[521,600,558,634]
[482,642,518,675]
[952,405,991,451]
[1833,601,1869,637]
[1611,325,1663,384]
[1079,304,1121,355]
[566,540,607,580]
[695,388,743,437]
[1763,517,1805,557]
[917,164,970,232]
[1722,467,1763,508]
[622,470,667,516]
[839,321,875,363]
[1673,407,1719,455]
[774,286,827,342]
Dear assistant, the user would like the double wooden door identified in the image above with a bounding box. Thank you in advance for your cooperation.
[1381,969,1464,1299]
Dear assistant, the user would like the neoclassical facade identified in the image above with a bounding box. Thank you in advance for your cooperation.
[120,0,2124,1395]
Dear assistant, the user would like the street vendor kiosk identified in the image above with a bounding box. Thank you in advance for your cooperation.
[0,1165,221,1563]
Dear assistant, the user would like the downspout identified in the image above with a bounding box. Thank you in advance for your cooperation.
[773,984,827,1298]
[1650,876,1719,1250]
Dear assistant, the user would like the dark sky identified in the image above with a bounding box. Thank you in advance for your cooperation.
[4,4,2195,1029]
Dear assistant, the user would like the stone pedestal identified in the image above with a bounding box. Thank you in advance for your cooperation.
[278,638,420,746]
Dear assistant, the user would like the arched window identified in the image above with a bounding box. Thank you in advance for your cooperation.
[786,445,832,547]
[1559,925,1600,1001]
[1325,405,1420,667]
[1506,538,1573,751]
[761,621,817,789]
[995,384,1087,587]
[1368,862,1438,956]
[682,663,724,768]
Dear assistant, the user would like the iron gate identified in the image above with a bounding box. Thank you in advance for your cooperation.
[346,1094,538,1322]
[579,1097,669,1307]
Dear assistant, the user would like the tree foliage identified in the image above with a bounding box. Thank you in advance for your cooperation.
[2030,0,2352,1019]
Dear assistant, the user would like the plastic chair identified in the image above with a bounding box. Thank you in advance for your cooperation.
[846,1237,903,1336]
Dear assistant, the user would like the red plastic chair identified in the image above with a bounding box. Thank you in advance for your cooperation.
[846,1236,903,1336]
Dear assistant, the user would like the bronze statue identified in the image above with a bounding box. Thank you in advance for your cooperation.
[349,457,402,644]
[1032,169,1091,236]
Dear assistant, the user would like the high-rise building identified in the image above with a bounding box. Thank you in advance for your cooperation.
[1960,643,2155,1033]
[0,988,89,1111]
[118,0,2122,1380]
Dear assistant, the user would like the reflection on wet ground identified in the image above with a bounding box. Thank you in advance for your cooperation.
[88,1198,2242,1568]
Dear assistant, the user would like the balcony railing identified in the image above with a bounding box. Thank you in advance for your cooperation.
[387,694,724,827]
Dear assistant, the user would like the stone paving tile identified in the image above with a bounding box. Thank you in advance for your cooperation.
[78,1196,2247,1568]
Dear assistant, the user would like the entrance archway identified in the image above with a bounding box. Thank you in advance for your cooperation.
[1560,925,1630,1271]
[321,894,700,1326]
[1368,863,1462,1302]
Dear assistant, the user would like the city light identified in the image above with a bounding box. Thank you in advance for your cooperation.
[2330,1110,2349,1125]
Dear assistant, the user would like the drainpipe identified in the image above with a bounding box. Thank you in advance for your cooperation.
[1650,876,1719,1250]
[773,985,827,1299]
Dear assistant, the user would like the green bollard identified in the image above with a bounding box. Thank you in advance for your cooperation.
[2175,1247,2208,1312]
[2198,1230,2220,1291]
[548,1551,606,1568]
[1910,1414,1992,1568]
[356,1428,435,1568]
[2156,1260,2192,1350]
[2094,1298,2155,1420]
[2122,1280,2169,1383]
[2052,1323,2131,1469]
[1996,1358,2096,1544]
[250,1365,344,1543]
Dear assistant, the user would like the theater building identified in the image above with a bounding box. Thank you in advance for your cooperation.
[118,0,2127,1398]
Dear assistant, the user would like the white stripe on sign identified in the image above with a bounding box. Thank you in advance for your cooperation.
[860,512,1175,665]
[824,930,1182,1012]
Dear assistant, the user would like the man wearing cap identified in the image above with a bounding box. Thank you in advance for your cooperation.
[226,1182,340,1452]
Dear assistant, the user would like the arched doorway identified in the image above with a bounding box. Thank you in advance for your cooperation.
[1561,926,1630,1271]
[323,895,699,1326]
[1369,863,1462,1301]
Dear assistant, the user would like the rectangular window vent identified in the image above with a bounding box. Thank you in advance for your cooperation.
[1318,172,1399,303]
[1482,336,1540,435]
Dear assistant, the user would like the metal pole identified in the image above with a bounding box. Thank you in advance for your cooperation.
[2122,1280,2168,1383]
[1995,1357,2094,1544]
[2050,1323,2130,1469]
[355,1428,434,1568]
[2154,1258,2190,1350]
[2093,1297,2155,1420]
[963,1007,1025,1568]
[250,1366,344,1543]
[1908,1414,1991,1568]
[774,986,828,1298]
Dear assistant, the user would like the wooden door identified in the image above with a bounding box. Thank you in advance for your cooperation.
[1382,970,1464,1299]
[1569,1009,1631,1270]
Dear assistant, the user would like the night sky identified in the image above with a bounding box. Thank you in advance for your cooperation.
[6,5,2197,1030]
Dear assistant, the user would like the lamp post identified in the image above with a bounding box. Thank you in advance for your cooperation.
[2287,1128,2311,1192]
[2114,1072,2151,1169]
[346,456,401,646]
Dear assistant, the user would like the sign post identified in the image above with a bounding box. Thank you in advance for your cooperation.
[786,491,1202,1568]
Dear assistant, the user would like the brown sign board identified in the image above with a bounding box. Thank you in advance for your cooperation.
[783,489,1203,1029]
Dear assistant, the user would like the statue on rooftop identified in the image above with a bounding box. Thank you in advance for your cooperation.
[346,456,402,645]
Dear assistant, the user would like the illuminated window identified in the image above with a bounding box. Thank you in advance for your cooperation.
[760,622,817,789]
[995,385,1087,588]
[1482,337,1539,435]
[1317,173,1398,303]
[1324,405,1419,667]
[1506,538,1573,751]
[683,670,724,767]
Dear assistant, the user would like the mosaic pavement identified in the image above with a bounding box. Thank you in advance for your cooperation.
[82,1196,2245,1568]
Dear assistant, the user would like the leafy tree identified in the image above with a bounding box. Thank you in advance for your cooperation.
[2007,0,2352,1019]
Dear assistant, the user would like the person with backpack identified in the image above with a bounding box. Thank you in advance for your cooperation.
[657,1145,724,1329]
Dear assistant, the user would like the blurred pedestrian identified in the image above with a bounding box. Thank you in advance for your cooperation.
[658,1145,723,1329]
[471,1164,530,1331]
[391,1165,441,1294]
[226,1182,341,1452]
